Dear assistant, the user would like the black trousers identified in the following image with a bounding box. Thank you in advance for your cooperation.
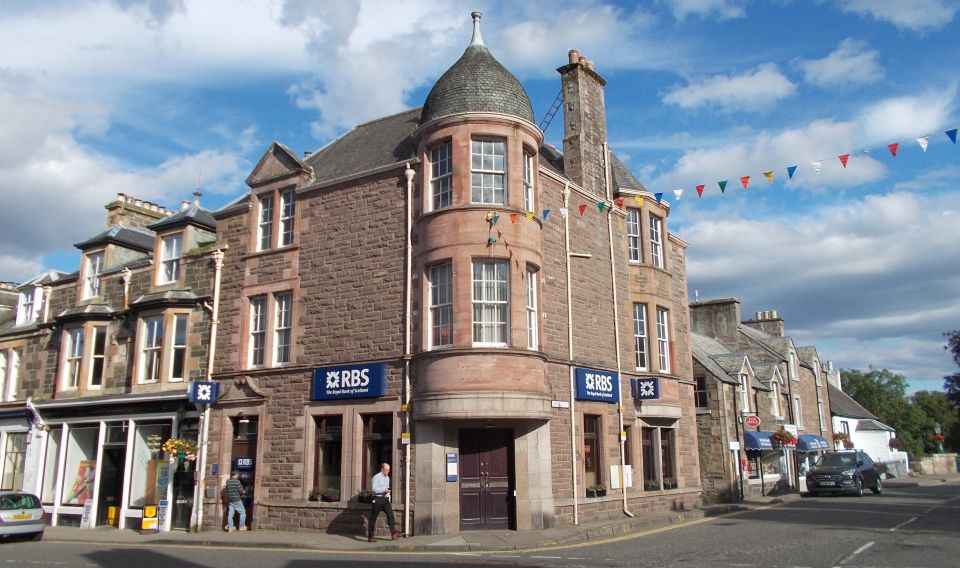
[367,496,396,537]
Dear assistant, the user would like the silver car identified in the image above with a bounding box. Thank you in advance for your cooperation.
[0,491,45,541]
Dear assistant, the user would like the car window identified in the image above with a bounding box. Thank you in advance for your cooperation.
[0,493,40,510]
[818,453,855,467]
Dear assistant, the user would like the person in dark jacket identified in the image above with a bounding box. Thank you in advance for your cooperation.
[224,471,247,532]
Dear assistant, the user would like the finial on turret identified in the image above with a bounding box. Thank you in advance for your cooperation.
[470,11,484,47]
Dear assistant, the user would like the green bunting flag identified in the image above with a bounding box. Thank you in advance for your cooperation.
[486,235,496,246]
[718,180,727,193]
[597,201,606,212]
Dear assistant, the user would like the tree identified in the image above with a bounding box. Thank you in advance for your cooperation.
[944,330,960,411]
[841,368,926,457]
[912,391,959,453]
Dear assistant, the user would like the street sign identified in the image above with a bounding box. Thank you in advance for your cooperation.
[744,415,761,428]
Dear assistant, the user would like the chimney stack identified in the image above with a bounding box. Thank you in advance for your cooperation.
[558,48,608,197]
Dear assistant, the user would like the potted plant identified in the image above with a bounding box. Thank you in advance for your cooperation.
[356,490,374,504]
[888,437,903,450]
[644,480,661,491]
[162,437,198,467]
[586,484,606,498]
[832,431,853,449]
[308,489,320,502]
[662,477,677,490]
[320,487,340,502]
[771,428,796,447]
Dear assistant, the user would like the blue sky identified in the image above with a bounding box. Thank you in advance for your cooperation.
[1,0,958,393]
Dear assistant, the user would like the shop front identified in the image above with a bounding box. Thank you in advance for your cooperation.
[743,430,794,496]
[796,434,830,491]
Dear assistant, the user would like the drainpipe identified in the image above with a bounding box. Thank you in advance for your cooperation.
[402,163,415,537]
[192,248,224,532]
[602,143,632,518]
[732,384,743,500]
[563,182,579,525]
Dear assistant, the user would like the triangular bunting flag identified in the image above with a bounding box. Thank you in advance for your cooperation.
[812,161,822,175]
[787,166,797,179]
[510,213,518,223]
[718,180,727,193]
[492,213,500,224]
[486,212,494,221]
[559,207,568,219]
[487,235,496,246]
[947,128,958,144]
[673,189,683,200]
[763,171,774,184]
[740,176,750,190]
[916,136,929,152]
[696,184,705,198]
[615,198,624,208]
[597,202,606,212]
[543,209,550,220]
[578,204,587,216]
[526,212,534,221]
[839,154,849,168]
[887,143,899,157]
[654,192,663,203]
[633,196,643,205]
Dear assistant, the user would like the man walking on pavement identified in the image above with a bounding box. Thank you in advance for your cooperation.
[224,471,247,532]
[367,462,401,542]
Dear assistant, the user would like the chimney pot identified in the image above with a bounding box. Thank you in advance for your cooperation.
[755,311,763,321]
[771,310,778,319]
[181,200,190,211]
[304,151,312,158]
[585,60,594,70]
[578,56,586,64]
[568,49,580,64]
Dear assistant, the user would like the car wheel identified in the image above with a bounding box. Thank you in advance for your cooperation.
[871,478,882,495]
[31,531,43,541]
[854,478,864,497]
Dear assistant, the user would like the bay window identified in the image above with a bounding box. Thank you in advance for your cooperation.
[0,349,21,401]
[471,138,505,205]
[523,149,535,212]
[472,259,508,345]
[430,142,452,210]
[135,311,191,384]
[429,263,452,348]
[526,267,538,350]
[64,329,84,389]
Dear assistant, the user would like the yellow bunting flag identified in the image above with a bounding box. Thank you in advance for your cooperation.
[526,212,534,220]
[763,171,774,183]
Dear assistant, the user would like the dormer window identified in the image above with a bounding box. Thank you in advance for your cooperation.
[256,189,296,251]
[16,287,42,325]
[83,251,105,299]
[258,194,274,250]
[158,233,182,285]
[280,189,295,247]
[471,138,505,205]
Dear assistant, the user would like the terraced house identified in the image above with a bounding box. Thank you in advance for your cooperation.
[202,12,700,536]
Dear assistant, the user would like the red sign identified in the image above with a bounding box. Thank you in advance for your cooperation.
[744,415,761,428]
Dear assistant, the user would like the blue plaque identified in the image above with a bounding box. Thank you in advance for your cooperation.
[188,381,220,405]
[312,363,387,401]
[574,367,620,404]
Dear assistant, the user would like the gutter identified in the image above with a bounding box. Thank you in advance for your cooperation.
[402,163,415,537]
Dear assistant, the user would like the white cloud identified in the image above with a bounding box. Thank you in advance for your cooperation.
[662,0,746,20]
[799,38,884,87]
[837,0,959,32]
[861,88,957,142]
[663,63,796,111]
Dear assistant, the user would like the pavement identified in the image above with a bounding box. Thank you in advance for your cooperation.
[40,473,960,553]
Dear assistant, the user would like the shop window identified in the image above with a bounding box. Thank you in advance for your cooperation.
[158,233,182,284]
[627,209,641,262]
[430,142,452,210]
[129,423,172,507]
[428,263,452,348]
[361,414,393,491]
[472,259,508,345]
[633,303,648,371]
[641,420,678,491]
[314,416,343,495]
[649,214,664,269]
[1,432,27,490]
[61,427,98,506]
[41,428,62,504]
[82,251,105,299]
[471,138,505,205]
[583,415,601,489]
[642,427,658,491]
[660,428,676,489]
[623,426,634,487]
[694,376,708,409]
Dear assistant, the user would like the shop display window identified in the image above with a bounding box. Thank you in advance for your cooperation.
[61,427,98,506]
[41,428,62,503]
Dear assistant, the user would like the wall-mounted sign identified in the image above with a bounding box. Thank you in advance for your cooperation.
[446,453,458,482]
[188,381,220,405]
[233,457,255,471]
[312,363,387,400]
[574,368,620,404]
[630,377,660,400]
[744,415,761,428]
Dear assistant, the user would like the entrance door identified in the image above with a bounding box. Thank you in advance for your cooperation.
[96,447,125,526]
[458,429,514,531]
[230,415,258,530]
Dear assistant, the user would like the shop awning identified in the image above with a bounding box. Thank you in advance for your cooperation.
[796,434,830,452]
[744,430,774,450]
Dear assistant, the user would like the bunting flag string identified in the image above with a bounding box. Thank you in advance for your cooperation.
[509,213,518,223]
[673,189,683,200]
[597,201,606,212]
[787,165,797,179]
[887,143,899,157]
[718,180,727,193]
[740,176,750,190]
[947,128,957,144]
[655,192,664,203]
[578,204,587,216]
[696,184,705,198]
[615,198,624,208]
[916,136,929,152]
[838,154,849,168]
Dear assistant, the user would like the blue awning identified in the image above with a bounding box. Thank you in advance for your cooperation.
[744,430,775,450]
[796,434,830,452]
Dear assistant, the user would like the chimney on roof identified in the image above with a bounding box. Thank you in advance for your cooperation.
[744,308,785,337]
[689,298,741,341]
[105,193,169,230]
[181,200,191,211]
[559,46,608,197]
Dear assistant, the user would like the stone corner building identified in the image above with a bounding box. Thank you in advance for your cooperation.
[197,12,701,535]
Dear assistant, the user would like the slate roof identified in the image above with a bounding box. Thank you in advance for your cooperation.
[691,332,740,384]
[74,224,155,252]
[148,203,216,232]
[304,109,420,186]
[56,304,115,321]
[714,353,769,391]
[828,383,878,420]
[18,270,68,289]
[610,153,648,194]
[131,289,202,307]
[751,363,780,385]
[421,43,534,124]
[856,418,895,432]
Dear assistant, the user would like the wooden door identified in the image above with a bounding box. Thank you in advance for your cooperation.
[458,429,513,530]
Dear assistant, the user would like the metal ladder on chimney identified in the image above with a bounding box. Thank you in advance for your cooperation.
[538,90,563,133]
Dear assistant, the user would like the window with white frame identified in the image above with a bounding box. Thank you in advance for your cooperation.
[649,214,664,269]
[627,209,641,262]
[64,329,84,389]
[641,420,678,491]
[694,376,708,409]
[140,316,163,383]
[430,143,452,210]
[793,395,803,428]
[249,296,267,367]
[280,190,296,247]
[171,315,188,381]
[523,150,535,212]
[83,251,105,299]
[771,381,781,417]
[258,194,274,251]
[274,292,292,365]
[89,327,107,388]
[1,349,20,401]
[16,287,42,325]
[526,267,538,350]
[817,400,825,432]
[0,352,5,400]
[472,259,508,345]
[471,139,505,205]
[158,233,183,284]
[788,350,798,381]
[633,303,648,370]
[740,374,750,411]
[429,263,452,348]
[656,306,670,373]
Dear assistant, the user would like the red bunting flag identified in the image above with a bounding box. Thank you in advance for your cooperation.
[509,213,518,223]
[839,154,849,168]
[887,143,899,157]
[740,176,750,190]
[696,184,705,198]
[578,204,587,216]
[615,198,624,208]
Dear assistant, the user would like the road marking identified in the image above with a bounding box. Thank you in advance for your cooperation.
[530,555,563,559]
[889,516,918,531]
[837,541,874,566]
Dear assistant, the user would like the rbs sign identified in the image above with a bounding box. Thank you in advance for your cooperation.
[312,363,387,401]
[574,367,620,404]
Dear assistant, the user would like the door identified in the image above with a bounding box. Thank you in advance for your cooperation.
[458,429,514,531]
[230,415,258,530]
[96,447,125,526]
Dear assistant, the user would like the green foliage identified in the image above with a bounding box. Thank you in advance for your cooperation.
[944,330,960,411]
[841,368,927,457]
[912,391,959,453]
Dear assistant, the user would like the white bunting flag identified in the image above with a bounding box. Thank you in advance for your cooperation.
[916,136,929,152]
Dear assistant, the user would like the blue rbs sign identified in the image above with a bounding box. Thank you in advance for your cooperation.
[312,363,387,401]
[574,367,620,404]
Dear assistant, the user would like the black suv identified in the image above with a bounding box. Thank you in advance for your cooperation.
[806,450,882,497]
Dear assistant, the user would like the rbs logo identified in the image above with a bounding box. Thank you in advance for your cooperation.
[326,368,370,389]
[575,367,619,403]
[584,372,614,392]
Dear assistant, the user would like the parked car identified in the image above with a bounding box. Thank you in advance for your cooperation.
[806,450,882,497]
[0,491,45,541]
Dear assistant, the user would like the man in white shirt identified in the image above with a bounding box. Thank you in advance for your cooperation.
[367,462,400,542]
